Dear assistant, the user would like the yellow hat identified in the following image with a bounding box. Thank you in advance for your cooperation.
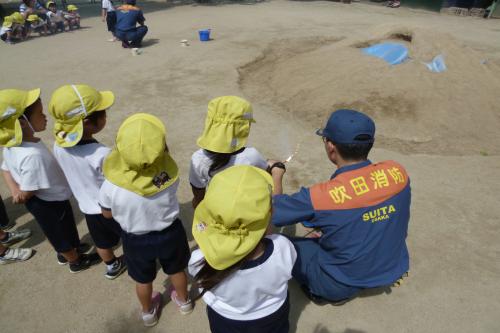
[67,4,78,10]
[103,113,179,197]
[11,12,25,24]
[27,14,39,22]
[196,96,255,154]
[0,89,41,147]
[48,84,114,147]
[46,1,55,6]
[2,16,13,28]
[192,165,273,270]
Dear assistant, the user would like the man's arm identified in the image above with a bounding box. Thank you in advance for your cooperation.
[101,207,113,219]
[272,187,315,227]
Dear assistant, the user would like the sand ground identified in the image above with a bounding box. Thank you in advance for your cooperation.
[1,1,500,332]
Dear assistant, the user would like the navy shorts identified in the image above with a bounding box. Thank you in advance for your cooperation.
[292,237,361,302]
[121,219,190,284]
[106,11,116,33]
[25,196,80,253]
[85,214,121,249]
[207,294,290,333]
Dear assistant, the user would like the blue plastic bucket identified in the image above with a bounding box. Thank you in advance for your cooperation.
[198,29,211,42]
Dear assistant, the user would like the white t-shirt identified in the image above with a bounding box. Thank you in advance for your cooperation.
[102,0,115,12]
[1,141,72,202]
[53,141,110,215]
[189,147,267,189]
[99,179,180,235]
[47,10,64,23]
[188,234,297,321]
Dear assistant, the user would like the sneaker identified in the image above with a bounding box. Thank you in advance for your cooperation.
[69,253,101,273]
[0,220,16,231]
[57,243,91,265]
[0,228,31,245]
[104,257,127,280]
[0,247,33,264]
[142,291,162,327]
[170,287,193,315]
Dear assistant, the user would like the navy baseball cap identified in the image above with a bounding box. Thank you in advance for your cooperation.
[316,109,375,144]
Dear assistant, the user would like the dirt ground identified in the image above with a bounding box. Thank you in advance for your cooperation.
[1,1,500,332]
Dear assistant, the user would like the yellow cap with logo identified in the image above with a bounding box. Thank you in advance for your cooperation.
[196,96,255,154]
[48,84,114,147]
[67,4,78,11]
[192,165,273,270]
[103,113,179,196]
[27,14,39,22]
[0,89,41,147]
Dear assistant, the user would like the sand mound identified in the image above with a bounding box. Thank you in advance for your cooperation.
[239,26,500,155]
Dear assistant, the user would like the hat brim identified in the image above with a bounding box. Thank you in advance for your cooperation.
[96,91,115,112]
[25,89,41,108]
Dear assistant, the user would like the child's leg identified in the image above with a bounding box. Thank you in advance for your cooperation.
[25,197,81,255]
[170,271,189,302]
[136,282,153,313]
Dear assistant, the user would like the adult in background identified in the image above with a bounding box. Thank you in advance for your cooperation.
[115,0,147,48]
[271,109,411,303]
[19,0,47,21]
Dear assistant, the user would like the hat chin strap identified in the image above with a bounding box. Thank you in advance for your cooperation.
[21,114,36,134]
[70,85,88,117]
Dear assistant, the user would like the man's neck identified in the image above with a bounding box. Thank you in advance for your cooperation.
[336,159,367,170]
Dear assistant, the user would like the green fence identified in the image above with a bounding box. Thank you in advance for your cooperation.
[402,0,445,11]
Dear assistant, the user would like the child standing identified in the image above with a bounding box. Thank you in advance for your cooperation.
[101,0,117,42]
[189,96,268,208]
[189,165,297,333]
[99,113,192,326]
[0,88,100,272]
[49,84,126,280]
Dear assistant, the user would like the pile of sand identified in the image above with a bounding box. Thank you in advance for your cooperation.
[239,25,500,155]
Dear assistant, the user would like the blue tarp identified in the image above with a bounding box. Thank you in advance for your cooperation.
[362,43,409,65]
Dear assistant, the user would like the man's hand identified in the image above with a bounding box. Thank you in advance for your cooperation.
[267,159,286,195]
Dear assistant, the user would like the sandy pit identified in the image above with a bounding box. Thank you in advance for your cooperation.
[1,1,500,332]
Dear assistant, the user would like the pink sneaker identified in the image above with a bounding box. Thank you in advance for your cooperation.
[142,291,162,327]
[169,286,193,315]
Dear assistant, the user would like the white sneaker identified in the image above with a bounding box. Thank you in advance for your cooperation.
[0,247,33,264]
[170,288,193,315]
[0,228,31,245]
[142,291,162,327]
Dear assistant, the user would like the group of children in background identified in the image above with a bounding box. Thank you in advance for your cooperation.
[1,0,80,44]
[0,88,294,332]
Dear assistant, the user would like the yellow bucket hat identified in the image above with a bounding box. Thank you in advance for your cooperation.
[48,84,114,147]
[67,4,78,10]
[103,113,179,197]
[2,16,13,28]
[192,165,274,270]
[196,96,255,154]
[27,14,39,22]
[0,89,41,147]
[11,12,25,24]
